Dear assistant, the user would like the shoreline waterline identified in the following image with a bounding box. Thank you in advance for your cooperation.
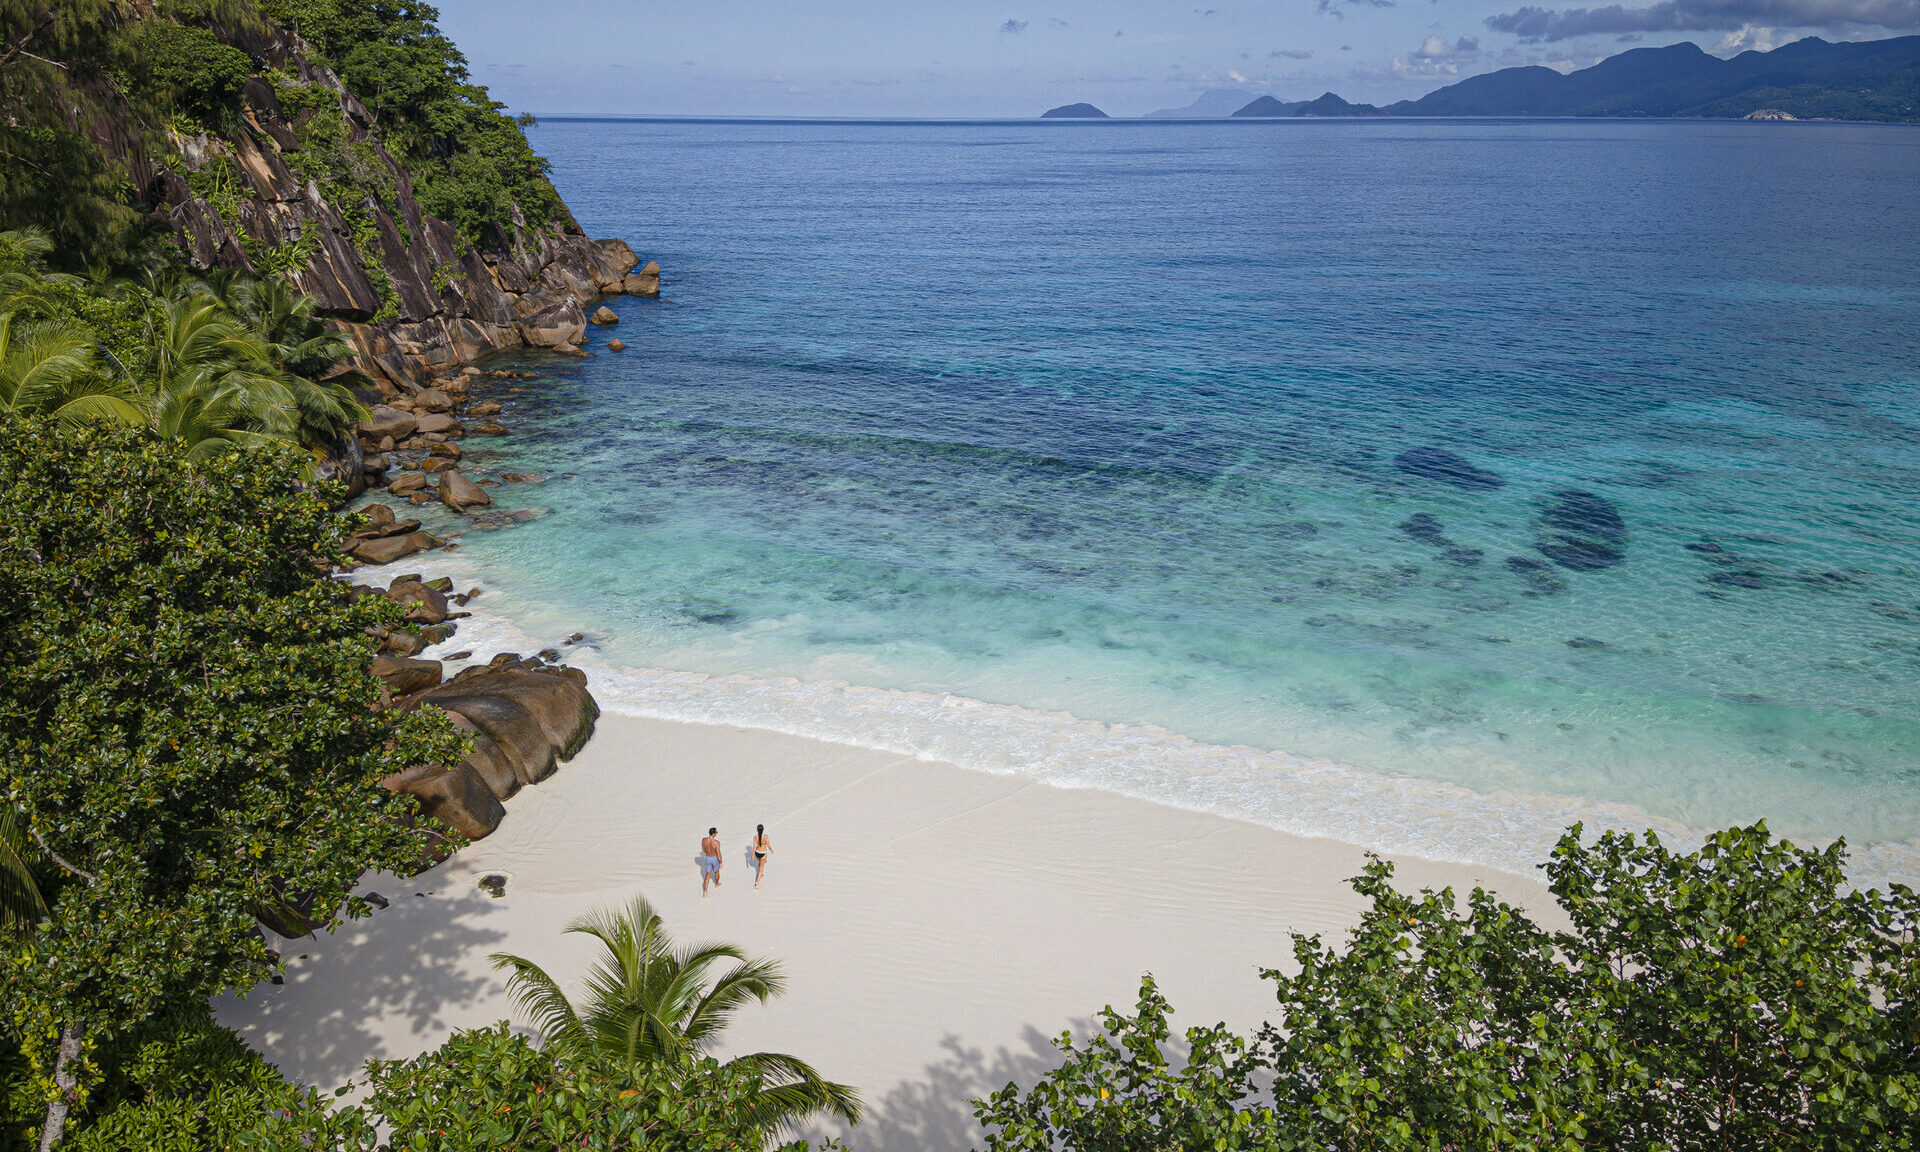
[400,569,1920,889]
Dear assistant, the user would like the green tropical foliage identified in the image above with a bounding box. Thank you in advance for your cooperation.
[48,1017,836,1151]
[0,1,137,259]
[0,230,364,457]
[109,20,254,125]
[209,273,366,445]
[4,1,562,262]
[0,412,469,1148]
[976,822,1920,1152]
[492,896,864,1131]
[52,1004,318,1152]
[340,1024,827,1152]
[263,0,566,241]
[0,808,46,931]
[0,313,142,427]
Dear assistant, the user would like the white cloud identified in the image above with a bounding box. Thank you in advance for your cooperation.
[1487,0,1920,42]
[1395,33,1483,76]
[1714,22,1799,50]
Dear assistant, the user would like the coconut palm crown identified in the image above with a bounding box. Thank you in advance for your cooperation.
[489,895,862,1132]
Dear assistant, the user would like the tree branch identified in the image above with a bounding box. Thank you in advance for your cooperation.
[0,13,56,72]
[29,830,95,885]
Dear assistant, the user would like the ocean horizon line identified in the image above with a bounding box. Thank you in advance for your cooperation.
[526,112,1920,127]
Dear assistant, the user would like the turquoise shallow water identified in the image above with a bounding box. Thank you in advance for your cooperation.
[391,119,1920,878]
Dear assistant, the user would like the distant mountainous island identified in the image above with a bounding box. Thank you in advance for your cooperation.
[1052,34,1920,122]
[1145,90,1256,118]
[1042,102,1109,118]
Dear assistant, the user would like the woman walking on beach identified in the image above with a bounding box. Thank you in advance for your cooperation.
[751,824,771,888]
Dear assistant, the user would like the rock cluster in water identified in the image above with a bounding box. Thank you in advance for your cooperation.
[1534,489,1628,571]
[335,363,609,854]
[1397,512,1485,567]
[1393,447,1506,492]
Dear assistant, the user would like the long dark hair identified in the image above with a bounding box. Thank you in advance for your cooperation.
[756,824,765,836]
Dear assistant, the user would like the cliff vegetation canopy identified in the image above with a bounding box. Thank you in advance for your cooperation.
[0,0,562,264]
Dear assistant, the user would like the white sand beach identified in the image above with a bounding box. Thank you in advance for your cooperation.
[218,714,1553,1151]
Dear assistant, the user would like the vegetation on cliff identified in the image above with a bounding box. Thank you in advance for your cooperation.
[259,0,564,244]
[1,0,563,262]
[2,1,644,393]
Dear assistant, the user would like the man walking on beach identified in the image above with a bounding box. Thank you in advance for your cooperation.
[701,827,723,896]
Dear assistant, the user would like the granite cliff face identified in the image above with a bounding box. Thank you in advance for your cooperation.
[88,22,655,393]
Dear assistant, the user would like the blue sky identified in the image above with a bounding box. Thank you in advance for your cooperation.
[437,0,1920,117]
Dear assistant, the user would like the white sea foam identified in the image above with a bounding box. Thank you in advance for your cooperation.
[413,590,1920,889]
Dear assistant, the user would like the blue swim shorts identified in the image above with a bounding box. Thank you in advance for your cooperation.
[701,855,720,874]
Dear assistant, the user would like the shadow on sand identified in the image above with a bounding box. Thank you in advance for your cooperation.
[794,1022,1090,1152]
[218,893,512,1090]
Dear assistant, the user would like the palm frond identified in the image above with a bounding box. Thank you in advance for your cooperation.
[726,1051,865,1126]
[487,951,591,1052]
[681,953,784,1046]
[0,314,97,411]
[494,893,863,1132]
[0,807,48,929]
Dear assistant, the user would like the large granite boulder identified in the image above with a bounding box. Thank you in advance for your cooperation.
[386,578,449,624]
[315,432,367,499]
[415,691,557,786]
[622,260,660,297]
[517,298,588,347]
[371,655,442,696]
[438,469,491,512]
[351,530,437,565]
[403,665,599,792]
[448,667,599,760]
[381,762,504,840]
[447,717,524,801]
[360,406,419,440]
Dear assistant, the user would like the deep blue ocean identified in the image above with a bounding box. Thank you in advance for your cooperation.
[392,119,1920,879]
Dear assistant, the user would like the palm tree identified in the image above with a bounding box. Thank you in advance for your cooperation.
[0,228,76,308]
[146,291,299,459]
[0,312,144,427]
[210,274,366,446]
[490,896,862,1133]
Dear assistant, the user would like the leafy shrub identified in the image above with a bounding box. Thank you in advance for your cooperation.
[112,22,254,125]
[978,823,1920,1151]
[346,1025,809,1151]
[0,413,468,1136]
[57,1006,313,1152]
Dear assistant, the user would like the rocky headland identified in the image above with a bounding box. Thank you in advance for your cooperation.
[51,18,659,857]
[124,26,662,390]
[332,356,613,850]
